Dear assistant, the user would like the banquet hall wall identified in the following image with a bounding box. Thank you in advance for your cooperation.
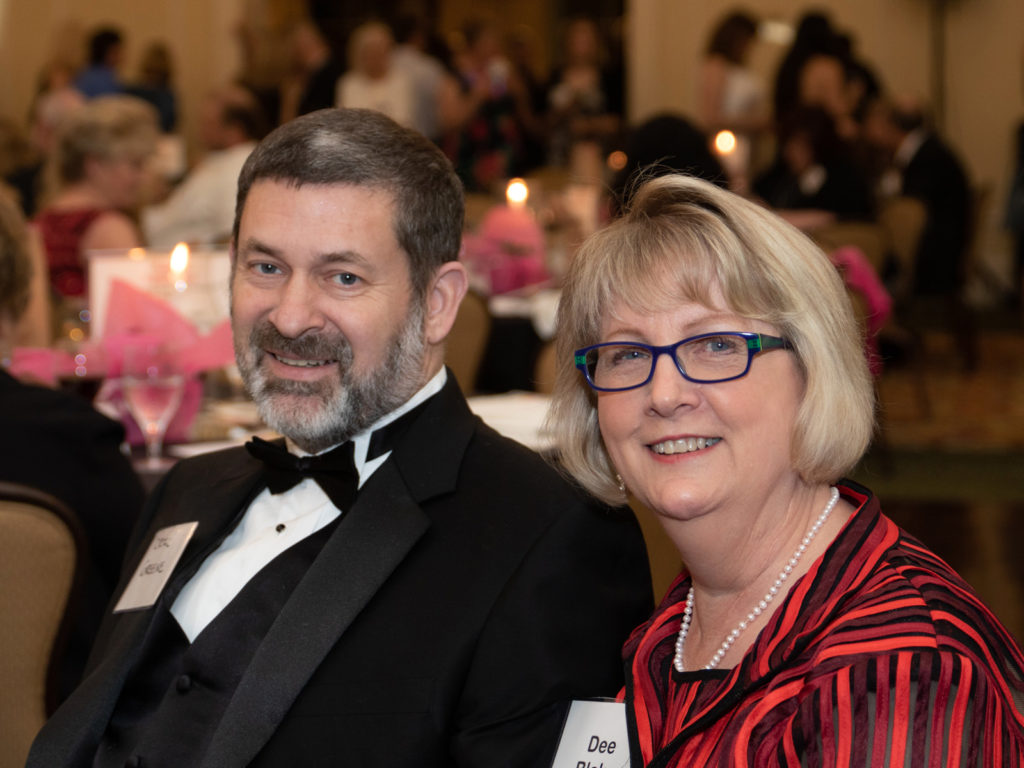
[0,0,1022,274]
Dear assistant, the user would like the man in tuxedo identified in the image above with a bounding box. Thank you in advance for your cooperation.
[28,108,652,768]
[863,95,972,297]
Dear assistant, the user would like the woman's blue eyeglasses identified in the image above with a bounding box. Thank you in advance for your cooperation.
[574,332,793,392]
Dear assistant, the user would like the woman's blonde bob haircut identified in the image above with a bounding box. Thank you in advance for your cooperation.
[547,173,875,505]
[51,95,158,187]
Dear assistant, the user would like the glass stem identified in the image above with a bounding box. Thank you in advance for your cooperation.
[145,426,163,463]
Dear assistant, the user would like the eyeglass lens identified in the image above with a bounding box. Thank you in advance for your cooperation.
[586,334,751,388]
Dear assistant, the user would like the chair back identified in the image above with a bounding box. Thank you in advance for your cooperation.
[964,183,1000,290]
[628,499,683,603]
[445,290,491,394]
[0,482,85,768]
[532,341,558,394]
[878,196,927,300]
[812,222,887,271]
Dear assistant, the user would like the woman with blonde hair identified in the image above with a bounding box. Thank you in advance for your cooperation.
[548,173,1024,764]
[35,95,157,300]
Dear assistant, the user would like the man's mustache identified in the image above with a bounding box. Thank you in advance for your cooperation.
[249,322,352,363]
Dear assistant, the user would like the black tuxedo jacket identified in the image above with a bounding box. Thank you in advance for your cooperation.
[29,374,653,767]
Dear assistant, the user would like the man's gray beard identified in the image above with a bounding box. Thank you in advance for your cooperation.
[234,304,427,453]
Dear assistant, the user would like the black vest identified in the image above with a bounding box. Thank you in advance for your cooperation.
[93,518,339,768]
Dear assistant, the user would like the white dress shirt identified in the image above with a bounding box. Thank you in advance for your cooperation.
[170,368,447,641]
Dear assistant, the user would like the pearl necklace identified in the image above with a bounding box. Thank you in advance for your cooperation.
[673,486,840,673]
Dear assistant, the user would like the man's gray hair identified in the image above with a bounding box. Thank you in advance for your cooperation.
[233,108,464,299]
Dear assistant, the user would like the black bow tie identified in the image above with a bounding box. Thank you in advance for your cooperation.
[246,437,360,511]
[245,397,432,509]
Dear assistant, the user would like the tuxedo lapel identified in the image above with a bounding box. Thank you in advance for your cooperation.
[202,459,430,767]
[387,371,478,501]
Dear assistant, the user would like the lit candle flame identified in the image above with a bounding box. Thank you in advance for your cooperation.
[170,243,189,275]
[170,243,189,292]
[714,130,737,155]
[506,178,529,208]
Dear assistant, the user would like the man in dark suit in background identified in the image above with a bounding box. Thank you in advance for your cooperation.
[29,108,652,768]
[864,95,972,297]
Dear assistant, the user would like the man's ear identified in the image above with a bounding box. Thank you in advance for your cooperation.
[424,261,468,345]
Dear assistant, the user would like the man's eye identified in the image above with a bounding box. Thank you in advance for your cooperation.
[333,273,360,286]
[254,263,280,275]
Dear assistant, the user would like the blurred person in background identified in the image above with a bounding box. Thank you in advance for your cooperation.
[74,26,126,100]
[753,104,875,231]
[439,17,534,192]
[35,95,158,302]
[335,20,414,128]
[772,11,836,126]
[545,17,623,168]
[862,94,971,299]
[608,113,727,218]
[549,173,1024,764]
[774,12,876,143]
[391,13,447,142]
[698,10,768,139]
[142,83,266,248]
[278,19,343,125]
[126,41,178,134]
[0,118,40,216]
[5,61,86,218]
[0,190,144,702]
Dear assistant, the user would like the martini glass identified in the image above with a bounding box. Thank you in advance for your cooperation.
[122,342,185,469]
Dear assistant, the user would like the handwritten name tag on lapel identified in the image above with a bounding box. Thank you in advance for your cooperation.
[550,699,630,768]
[113,522,198,613]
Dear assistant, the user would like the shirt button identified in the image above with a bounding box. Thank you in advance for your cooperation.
[176,674,193,693]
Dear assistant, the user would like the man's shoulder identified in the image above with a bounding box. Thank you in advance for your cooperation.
[161,442,258,488]
[460,419,611,512]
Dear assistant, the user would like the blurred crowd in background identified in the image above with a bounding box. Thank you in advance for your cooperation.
[1,6,1022,361]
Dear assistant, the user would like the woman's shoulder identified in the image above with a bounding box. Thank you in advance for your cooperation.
[79,209,141,251]
[810,512,1022,668]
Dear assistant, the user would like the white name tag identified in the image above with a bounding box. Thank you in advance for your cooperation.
[113,522,198,613]
[550,699,630,768]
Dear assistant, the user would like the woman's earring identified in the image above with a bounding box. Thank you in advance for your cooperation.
[616,474,626,493]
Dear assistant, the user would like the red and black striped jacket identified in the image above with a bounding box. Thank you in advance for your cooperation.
[624,481,1024,767]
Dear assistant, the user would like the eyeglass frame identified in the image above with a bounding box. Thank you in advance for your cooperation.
[574,331,794,392]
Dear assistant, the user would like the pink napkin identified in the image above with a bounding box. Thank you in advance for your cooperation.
[7,347,71,386]
[830,245,893,376]
[101,280,234,374]
[96,280,236,444]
